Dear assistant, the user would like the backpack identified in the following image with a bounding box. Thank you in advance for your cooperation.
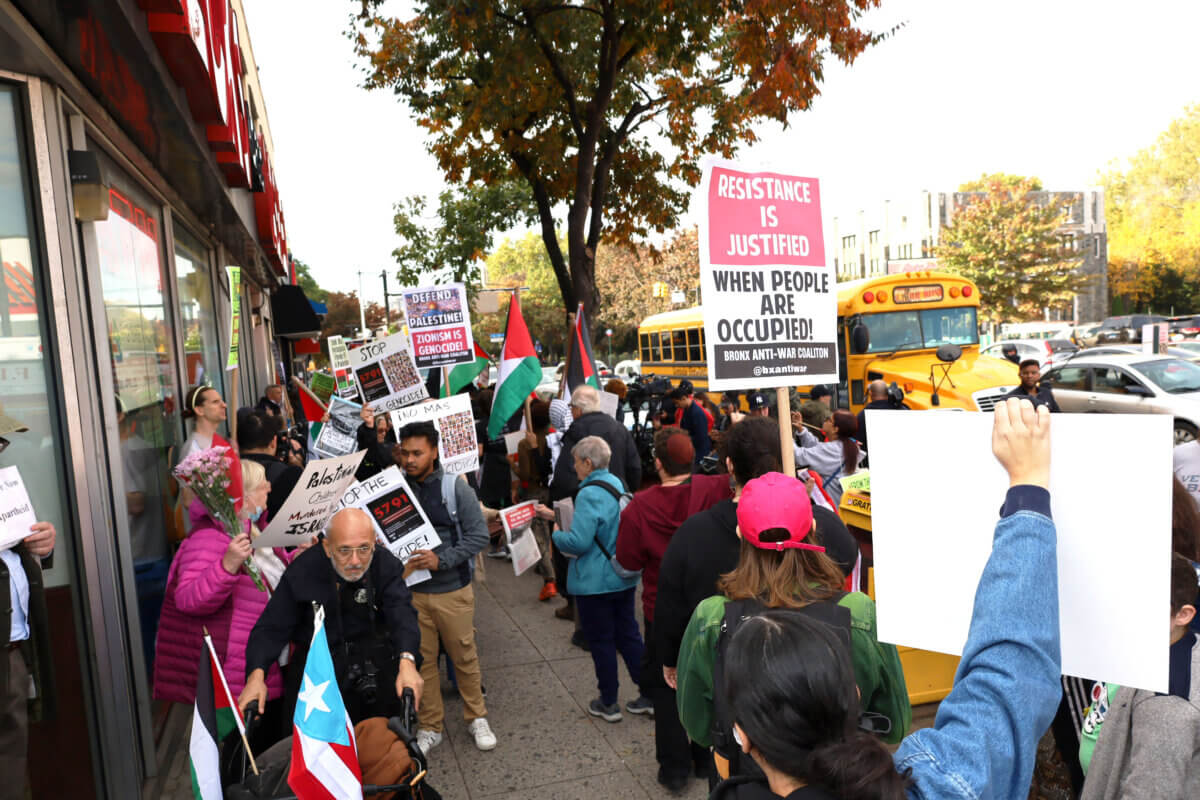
[439,473,472,583]
[711,596,852,780]
[577,478,639,581]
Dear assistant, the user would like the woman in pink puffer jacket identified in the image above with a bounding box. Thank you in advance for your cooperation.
[153,461,293,717]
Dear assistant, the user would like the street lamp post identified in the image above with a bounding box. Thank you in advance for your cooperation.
[605,327,613,367]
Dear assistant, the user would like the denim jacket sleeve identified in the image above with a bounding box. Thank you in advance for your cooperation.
[895,487,1062,800]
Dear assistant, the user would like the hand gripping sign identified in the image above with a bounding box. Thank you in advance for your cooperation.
[500,501,540,576]
[698,159,838,390]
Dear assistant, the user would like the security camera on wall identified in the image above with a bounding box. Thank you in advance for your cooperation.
[68,150,109,222]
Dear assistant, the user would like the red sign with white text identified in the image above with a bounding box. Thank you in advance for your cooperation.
[706,167,825,267]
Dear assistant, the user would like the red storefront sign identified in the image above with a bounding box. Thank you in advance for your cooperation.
[254,132,288,274]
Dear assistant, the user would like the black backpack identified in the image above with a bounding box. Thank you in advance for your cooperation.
[710,595,851,779]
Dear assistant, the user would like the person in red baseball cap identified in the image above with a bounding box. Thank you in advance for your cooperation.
[674,471,910,784]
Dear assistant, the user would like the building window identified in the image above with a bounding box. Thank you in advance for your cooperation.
[173,224,224,398]
[868,230,879,244]
[1093,237,1100,258]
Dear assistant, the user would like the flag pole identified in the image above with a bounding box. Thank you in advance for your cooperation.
[204,626,259,776]
[443,365,451,399]
[777,387,795,477]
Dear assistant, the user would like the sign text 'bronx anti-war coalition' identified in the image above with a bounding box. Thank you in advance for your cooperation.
[699,160,837,390]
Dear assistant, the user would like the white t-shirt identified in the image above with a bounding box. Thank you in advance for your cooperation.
[1173,441,1200,507]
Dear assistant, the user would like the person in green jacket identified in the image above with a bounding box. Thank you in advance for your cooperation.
[675,472,909,780]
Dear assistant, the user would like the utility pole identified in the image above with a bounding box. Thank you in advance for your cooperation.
[357,270,367,338]
[380,269,402,330]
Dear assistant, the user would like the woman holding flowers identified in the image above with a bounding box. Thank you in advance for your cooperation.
[153,454,295,748]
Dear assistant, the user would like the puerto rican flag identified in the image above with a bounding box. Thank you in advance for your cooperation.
[288,606,363,800]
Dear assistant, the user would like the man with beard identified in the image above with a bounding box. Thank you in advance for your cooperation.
[239,508,423,726]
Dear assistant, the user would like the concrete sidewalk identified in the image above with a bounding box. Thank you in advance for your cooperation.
[422,559,706,799]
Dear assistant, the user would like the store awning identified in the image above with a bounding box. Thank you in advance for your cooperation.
[309,299,327,316]
[271,285,323,339]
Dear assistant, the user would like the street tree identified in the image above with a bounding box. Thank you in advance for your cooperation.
[1103,104,1200,311]
[476,232,566,359]
[958,173,1043,192]
[594,228,700,352]
[293,258,329,303]
[320,291,386,340]
[936,177,1084,322]
[353,0,894,322]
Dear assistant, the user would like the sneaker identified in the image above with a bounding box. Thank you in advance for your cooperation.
[415,729,443,755]
[485,546,510,560]
[625,696,654,717]
[587,698,622,723]
[468,717,497,751]
[538,582,559,602]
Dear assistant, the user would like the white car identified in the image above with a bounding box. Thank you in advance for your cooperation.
[1076,345,1200,364]
[980,338,1078,371]
[614,359,641,382]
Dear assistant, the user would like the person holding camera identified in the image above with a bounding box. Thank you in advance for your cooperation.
[239,508,424,729]
[855,379,909,452]
[237,410,303,523]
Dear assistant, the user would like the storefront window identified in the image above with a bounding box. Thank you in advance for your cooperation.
[173,223,223,398]
[84,149,180,679]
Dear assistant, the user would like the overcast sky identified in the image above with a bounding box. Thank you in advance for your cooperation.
[242,0,1200,308]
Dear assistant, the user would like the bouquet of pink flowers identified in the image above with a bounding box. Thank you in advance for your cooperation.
[173,446,266,592]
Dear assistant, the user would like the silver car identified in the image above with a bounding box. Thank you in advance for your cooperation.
[1043,353,1200,443]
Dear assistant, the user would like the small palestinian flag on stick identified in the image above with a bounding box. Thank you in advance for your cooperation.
[189,630,255,800]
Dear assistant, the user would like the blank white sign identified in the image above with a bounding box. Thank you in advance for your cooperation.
[867,410,1172,693]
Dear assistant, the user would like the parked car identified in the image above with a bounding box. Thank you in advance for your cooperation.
[1168,315,1200,341]
[980,338,1077,370]
[1071,322,1104,347]
[1043,353,1200,443]
[614,359,641,382]
[1094,314,1167,344]
[1075,345,1200,364]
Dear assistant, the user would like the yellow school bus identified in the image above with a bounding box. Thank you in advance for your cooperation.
[638,271,1019,411]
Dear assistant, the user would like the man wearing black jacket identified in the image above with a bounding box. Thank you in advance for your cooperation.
[655,417,859,693]
[238,410,302,521]
[550,385,641,501]
[239,508,423,725]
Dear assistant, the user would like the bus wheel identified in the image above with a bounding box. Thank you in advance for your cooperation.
[1175,421,1198,445]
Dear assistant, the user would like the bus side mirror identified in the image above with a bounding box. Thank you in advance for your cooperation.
[936,343,962,363]
[850,324,869,355]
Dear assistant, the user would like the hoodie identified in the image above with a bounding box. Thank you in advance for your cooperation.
[614,473,732,622]
[709,776,836,800]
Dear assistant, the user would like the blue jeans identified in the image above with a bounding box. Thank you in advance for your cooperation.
[576,587,644,706]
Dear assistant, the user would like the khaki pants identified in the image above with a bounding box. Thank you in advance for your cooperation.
[412,585,487,733]
[0,648,29,800]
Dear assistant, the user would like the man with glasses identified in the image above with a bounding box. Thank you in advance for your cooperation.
[239,508,423,727]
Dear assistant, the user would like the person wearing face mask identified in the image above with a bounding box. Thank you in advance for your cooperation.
[153,461,298,751]
[240,508,424,730]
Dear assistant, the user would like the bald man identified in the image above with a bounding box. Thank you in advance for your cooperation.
[240,508,423,726]
[856,379,907,451]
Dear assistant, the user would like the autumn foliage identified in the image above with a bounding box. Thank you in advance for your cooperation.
[352,0,892,322]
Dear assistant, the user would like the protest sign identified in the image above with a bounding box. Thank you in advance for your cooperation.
[0,466,37,551]
[868,410,1171,693]
[351,332,429,412]
[500,501,540,576]
[389,393,479,476]
[327,335,358,399]
[597,390,620,419]
[310,372,336,407]
[254,451,365,549]
[336,467,441,586]
[838,470,870,494]
[226,266,241,371]
[402,283,476,370]
[697,160,837,390]
[503,431,525,456]
[314,395,362,458]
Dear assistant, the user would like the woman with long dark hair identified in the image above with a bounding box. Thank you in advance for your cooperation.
[712,611,909,800]
[794,410,863,505]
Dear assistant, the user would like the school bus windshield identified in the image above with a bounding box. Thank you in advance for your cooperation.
[862,306,979,353]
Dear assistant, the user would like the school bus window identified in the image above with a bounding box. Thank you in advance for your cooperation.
[672,329,684,361]
[650,331,661,361]
[687,328,701,362]
[640,333,651,362]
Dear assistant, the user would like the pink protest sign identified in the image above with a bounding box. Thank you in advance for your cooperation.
[706,167,825,267]
[697,159,838,391]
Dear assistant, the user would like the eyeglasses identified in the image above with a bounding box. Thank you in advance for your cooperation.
[334,544,373,558]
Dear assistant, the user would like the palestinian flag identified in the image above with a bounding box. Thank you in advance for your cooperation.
[564,303,601,393]
[427,341,491,398]
[189,633,244,800]
[488,291,542,439]
[291,376,328,443]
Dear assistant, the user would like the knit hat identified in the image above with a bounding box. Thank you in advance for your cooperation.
[736,472,825,552]
[549,398,572,432]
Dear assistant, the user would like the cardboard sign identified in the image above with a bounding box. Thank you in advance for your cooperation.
[226,266,241,371]
[867,410,1172,693]
[327,335,359,399]
[389,394,480,476]
[310,372,336,407]
[697,159,836,390]
[0,466,37,551]
[503,430,525,456]
[314,395,362,458]
[254,451,366,549]
[839,470,870,494]
[335,467,441,586]
[500,501,541,576]
[597,390,620,419]
[402,283,476,370]
[350,332,429,412]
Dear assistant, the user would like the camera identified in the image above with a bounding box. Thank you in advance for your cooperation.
[885,382,907,409]
[276,424,306,464]
[625,373,674,473]
[344,654,379,707]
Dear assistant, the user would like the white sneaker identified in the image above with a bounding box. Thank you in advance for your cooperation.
[415,729,443,755]
[468,717,497,751]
